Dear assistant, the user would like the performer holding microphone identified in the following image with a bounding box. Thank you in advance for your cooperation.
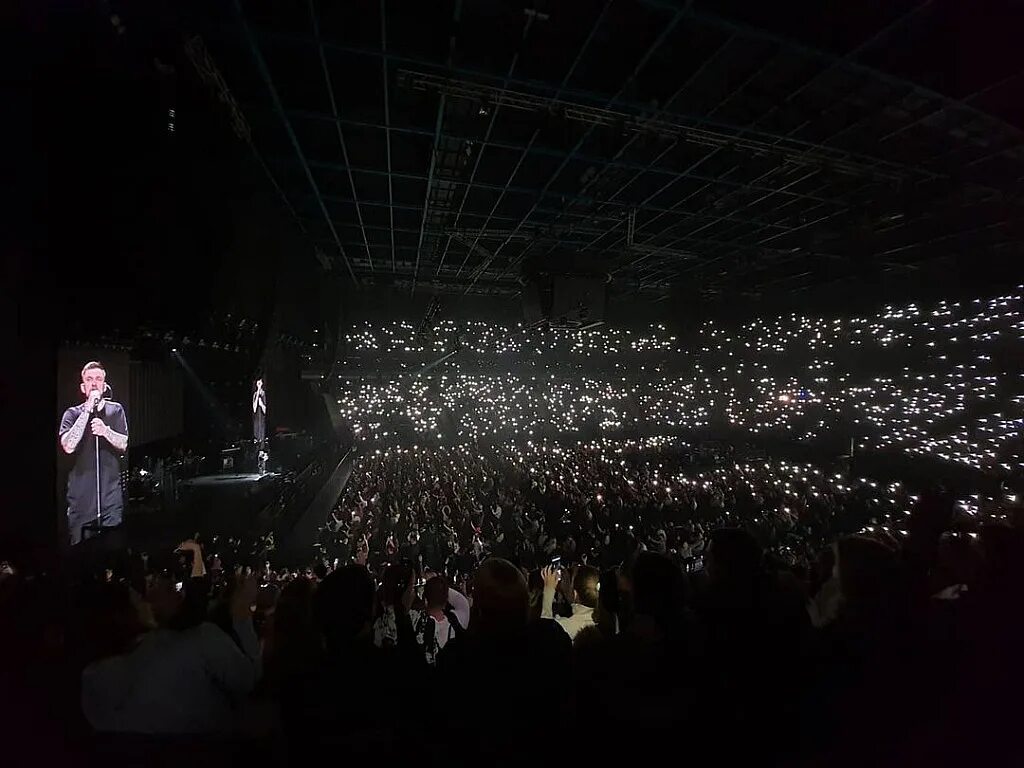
[59,361,129,545]
[252,377,267,447]
[253,377,268,474]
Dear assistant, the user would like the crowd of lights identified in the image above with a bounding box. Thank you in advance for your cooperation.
[334,437,1016,563]
[337,289,1024,474]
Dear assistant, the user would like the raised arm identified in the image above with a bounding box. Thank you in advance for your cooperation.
[540,565,558,620]
[202,575,262,695]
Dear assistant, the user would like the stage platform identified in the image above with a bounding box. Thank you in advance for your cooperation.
[181,472,281,490]
[173,471,284,536]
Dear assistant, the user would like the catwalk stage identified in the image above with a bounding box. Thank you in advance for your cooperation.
[176,471,283,536]
[180,472,281,491]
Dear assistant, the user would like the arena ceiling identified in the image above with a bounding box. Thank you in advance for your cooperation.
[191,0,1024,301]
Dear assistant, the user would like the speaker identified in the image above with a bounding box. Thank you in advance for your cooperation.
[550,276,606,327]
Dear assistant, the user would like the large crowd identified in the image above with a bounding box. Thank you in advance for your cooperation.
[4,290,1024,765]
[322,437,934,572]
[338,289,1024,472]
[6,435,1021,765]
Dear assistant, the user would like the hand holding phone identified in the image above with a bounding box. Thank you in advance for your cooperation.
[541,564,560,591]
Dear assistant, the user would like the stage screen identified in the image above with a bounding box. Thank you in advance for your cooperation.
[56,347,183,546]
[56,348,131,545]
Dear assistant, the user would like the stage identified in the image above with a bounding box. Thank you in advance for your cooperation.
[180,472,281,491]
[75,446,352,569]
[173,471,283,536]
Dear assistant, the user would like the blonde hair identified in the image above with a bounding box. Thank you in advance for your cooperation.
[81,361,106,379]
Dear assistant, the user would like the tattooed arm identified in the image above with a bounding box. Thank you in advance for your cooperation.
[101,425,129,453]
[106,404,129,453]
[60,410,91,454]
[91,419,128,453]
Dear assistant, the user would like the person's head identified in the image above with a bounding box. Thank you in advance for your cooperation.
[80,361,106,397]
[571,565,600,609]
[381,562,415,608]
[424,575,448,611]
[586,567,620,634]
[629,552,686,630]
[834,535,900,616]
[706,528,762,588]
[933,531,985,592]
[314,565,375,648]
[471,557,528,635]
[77,580,147,662]
[276,575,317,631]
[814,545,837,588]
[144,573,184,627]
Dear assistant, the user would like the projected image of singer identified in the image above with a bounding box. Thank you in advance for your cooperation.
[58,361,129,545]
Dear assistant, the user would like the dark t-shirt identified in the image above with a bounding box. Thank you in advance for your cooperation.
[59,400,128,517]
[435,620,572,758]
[281,639,425,762]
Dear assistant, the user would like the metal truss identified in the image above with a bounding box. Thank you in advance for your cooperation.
[219,1,1024,298]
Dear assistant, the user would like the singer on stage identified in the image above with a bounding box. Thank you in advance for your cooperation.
[253,377,267,445]
[253,377,268,474]
[59,361,129,545]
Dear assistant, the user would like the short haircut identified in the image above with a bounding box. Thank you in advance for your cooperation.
[572,565,601,608]
[835,535,898,608]
[708,527,762,585]
[630,552,686,619]
[81,361,106,378]
[423,575,448,609]
[472,558,528,634]
[314,565,375,646]
[381,562,415,606]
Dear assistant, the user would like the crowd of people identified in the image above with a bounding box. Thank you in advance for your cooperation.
[6,440,1021,764]
[5,290,1024,764]
[337,288,1024,472]
[321,436,1015,576]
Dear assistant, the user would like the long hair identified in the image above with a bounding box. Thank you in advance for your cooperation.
[835,535,905,626]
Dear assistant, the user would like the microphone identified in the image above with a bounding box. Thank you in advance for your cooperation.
[88,384,112,413]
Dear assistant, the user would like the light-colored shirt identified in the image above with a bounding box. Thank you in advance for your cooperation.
[541,586,596,640]
[373,606,421,648]
[446,587,471,630]
[81,619,261,734]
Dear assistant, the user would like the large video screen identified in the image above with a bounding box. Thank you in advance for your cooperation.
[56,348,183,546]
[56,349,131,546]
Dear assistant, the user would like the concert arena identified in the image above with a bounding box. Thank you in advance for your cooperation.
[10,1,1024,764]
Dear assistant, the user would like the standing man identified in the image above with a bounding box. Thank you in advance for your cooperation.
[252,378,267,445]
[59,361,129,544]
[253,377,267,474]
